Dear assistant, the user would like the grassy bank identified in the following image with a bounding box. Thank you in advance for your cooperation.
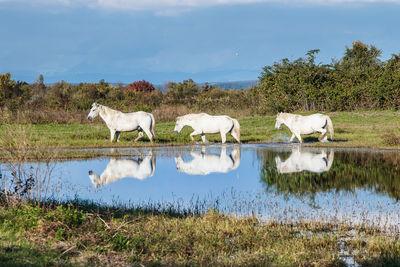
[0,111,400,154]
[0,202,399,266]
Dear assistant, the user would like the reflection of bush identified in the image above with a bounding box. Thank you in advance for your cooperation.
[259,150,400,200]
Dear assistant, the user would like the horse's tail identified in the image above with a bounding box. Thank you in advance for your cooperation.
[326,115,334,140]
[150,113,156,137]
[326,150,334,170]
[150,150,156,177]
[231,118,241,143]
[231,145,241,170]
[274,156,282,173]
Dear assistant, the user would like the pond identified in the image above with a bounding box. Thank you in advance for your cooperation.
[1,144,399,232]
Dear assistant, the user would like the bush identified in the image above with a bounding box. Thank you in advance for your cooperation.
[257,42,400,112]
[125,80,155,96]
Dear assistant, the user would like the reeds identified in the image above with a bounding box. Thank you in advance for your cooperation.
[0,124,59,206]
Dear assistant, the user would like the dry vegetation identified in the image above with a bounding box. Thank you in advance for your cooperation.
[1,202,399,266]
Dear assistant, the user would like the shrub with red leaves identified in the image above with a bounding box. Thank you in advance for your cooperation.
[126,80,155,93]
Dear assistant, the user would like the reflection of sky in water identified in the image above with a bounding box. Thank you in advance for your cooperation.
[1,144,399,232]
[62,145,258,204]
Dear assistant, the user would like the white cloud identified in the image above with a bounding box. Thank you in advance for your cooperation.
[1,0,400,13]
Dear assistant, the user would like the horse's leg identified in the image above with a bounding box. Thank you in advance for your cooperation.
[320,132,328,142]
[220,131,227,144]
[190,130,201,142]
[109,129,116,143]
[115,131,121,142]
[142,127,153,143]
[230,130,240,143]
[134,131,144,142]
[318,129,327,142]
[289,133,296,143]
[295,133,303,143]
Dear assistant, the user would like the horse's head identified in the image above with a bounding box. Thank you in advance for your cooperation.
[274,155,283,173]
[275,113,283,129]
[174,117,184,134]
[88,170,101,189]
[174,156,184,170]
[87,103,101,121]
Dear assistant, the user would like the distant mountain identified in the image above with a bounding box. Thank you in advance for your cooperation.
[44,80,259,92]
[155,80,258,92]
[206,80,258,90]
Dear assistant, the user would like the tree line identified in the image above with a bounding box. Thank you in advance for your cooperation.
[0,41,399,120]
[255,41,400,112]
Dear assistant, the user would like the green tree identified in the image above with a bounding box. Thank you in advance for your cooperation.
[334,41,383,109]
[258,50,333,112]
[0,72,29,109]
[30,74,47,107]
[256,42,395,112]
[165,79,199,105]
[48,81,72,108]
[0,72,14,105]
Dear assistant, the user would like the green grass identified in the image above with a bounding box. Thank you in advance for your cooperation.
[0,111,399,158]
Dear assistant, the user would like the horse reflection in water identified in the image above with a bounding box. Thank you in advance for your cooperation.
[88,151,156,188]
[275,147,334,174]
[175,145,241,175]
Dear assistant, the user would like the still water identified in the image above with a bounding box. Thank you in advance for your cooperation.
[1,144,400,231]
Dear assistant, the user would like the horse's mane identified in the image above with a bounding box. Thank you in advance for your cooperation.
[178,113,208,121]
[279,112,300,120]
[98,104,120,115]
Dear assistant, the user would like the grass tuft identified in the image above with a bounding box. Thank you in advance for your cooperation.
[381,130,400,146]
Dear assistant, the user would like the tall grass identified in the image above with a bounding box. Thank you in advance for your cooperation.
[0,124,58,206]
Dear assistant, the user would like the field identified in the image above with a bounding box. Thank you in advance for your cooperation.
[1,111,400,153]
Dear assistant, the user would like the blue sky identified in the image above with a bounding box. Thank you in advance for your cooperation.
[1,0,399,84]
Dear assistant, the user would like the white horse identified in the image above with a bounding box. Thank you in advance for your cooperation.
[88,153,156,188]
[175,146,241,175]
[275,113,334,143]
[275,147,334,174]
[174,113,240,143]
[87,103,156,143]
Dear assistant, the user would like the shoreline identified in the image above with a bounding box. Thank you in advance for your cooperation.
[1,141,400,161]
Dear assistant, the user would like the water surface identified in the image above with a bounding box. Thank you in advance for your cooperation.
[1,144,399,231]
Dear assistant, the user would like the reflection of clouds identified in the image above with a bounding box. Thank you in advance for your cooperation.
[275,147,334,174]
[88,151,156,189]
[175,145,241,175]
